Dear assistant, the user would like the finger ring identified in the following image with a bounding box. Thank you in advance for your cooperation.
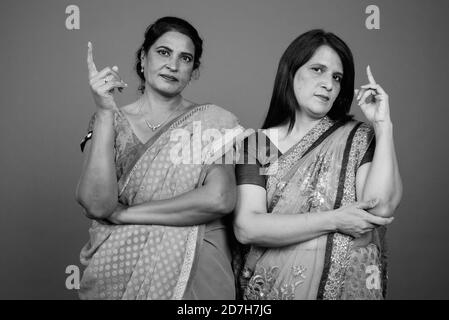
[104,79,109,84]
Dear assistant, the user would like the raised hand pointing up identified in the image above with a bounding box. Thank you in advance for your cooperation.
[87,41,127,112]
[355,65,391,125]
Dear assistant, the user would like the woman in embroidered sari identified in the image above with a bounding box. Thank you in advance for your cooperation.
[76,17,246,299]
[233,29,402,300]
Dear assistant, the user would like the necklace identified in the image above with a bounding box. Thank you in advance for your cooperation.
[138,99,182,131]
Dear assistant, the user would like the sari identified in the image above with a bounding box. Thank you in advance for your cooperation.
[238,116,387,300]
[78,104,247,300]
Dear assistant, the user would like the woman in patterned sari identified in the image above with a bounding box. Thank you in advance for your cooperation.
[76,17,246,299]
[234,30,402,300]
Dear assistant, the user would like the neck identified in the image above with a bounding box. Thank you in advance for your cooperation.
[287,110,323,139]
[140,88,184,115]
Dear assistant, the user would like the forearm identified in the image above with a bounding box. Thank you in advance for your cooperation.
[113,181,236,226]
[76,110,118,217]
[362,122,402,217]
[234,210,337,247]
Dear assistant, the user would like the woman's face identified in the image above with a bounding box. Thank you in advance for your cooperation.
[293,45,343,120]
[142,31,196,97]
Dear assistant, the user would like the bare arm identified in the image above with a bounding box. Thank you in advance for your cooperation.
[233,184,391,247]
[75,42,127,219]
[107,165,236,226]
[356,124,402,218]
[355,66,403,218]
[76,110,118,219]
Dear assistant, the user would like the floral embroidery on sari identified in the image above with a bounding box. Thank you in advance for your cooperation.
[244,265,307,300]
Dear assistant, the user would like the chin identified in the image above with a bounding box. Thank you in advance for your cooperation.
[155,85,184,97]
[307,106,331,119]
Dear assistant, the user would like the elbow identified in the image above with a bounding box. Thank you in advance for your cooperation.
[84,207,113,220]
[210,189,237,215]
[376,186,403,218]
[371,201,398,218]
[364,186,402,218]
[233,213,257,245]
[75,192,114,220]
[233,223,253,245]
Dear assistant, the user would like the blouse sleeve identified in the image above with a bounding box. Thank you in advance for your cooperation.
[80,112,119,154]
[360,137,376,167]
[235,134,267,189]
[80,113,96,152]
[354,123,375,169]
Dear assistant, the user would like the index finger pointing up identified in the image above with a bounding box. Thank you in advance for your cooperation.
[87,41,98,78]
[367,65,376,85]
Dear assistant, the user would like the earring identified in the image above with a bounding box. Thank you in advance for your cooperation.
[141,66,144,73]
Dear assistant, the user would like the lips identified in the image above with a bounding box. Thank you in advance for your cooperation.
[160,74,178,82]
[314,94,330,102]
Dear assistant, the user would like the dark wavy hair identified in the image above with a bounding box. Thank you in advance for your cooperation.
[262,29,355,131]
[135,16,203,93]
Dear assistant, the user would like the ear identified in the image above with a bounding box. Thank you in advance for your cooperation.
[191,68,200,81]
[140,50,146,65]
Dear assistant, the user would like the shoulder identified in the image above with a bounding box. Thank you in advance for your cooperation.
[194,103,241,128]
[345,121,375,163]
[341,120,374,140]
[355,121,374,135]
[352,121,375,144]
[199,103,238,119]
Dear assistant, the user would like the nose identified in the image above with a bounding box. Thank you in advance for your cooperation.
[165,57,179,72]
[320,76,333,92]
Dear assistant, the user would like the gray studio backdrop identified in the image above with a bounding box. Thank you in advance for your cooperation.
[1,0,448,299]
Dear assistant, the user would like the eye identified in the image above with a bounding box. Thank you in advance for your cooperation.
[157,49,170,57]
[311,67,323,73]
[333,75,343,83]
[181,55,193,63]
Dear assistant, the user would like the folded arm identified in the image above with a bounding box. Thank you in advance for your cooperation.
[108,165,236,226]
[234,184,392,247]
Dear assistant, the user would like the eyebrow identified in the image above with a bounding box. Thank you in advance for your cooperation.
[311,63,344,76]
[155,45,194,57]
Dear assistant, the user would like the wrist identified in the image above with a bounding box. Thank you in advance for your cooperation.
[94,110,115,129]
[96,109,115,120]
[373,120,393,136]
[327,210,339,232]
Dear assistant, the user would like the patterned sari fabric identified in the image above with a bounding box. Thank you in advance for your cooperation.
[79,104,246,300]
[240,117,387,300]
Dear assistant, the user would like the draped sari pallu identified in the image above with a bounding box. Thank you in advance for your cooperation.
[79,105,249,300]
[241,117,387,300]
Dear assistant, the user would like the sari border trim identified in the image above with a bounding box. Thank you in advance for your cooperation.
[172,225,201,300]
[301,120,347,160]
[317,122,362,300]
